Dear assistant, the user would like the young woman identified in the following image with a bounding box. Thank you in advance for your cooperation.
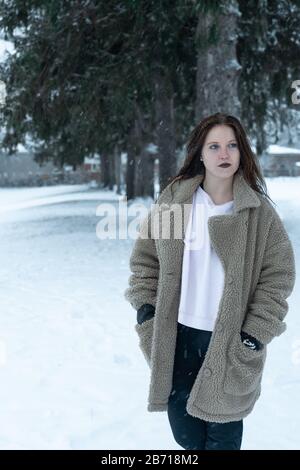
[124,112,296,450]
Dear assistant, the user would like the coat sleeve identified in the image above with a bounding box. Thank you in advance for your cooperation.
[124,207,160,311]
[242,210,296,345]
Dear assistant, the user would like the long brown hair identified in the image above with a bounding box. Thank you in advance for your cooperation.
[168,112,274,206]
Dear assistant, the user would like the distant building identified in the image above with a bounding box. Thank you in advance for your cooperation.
[82,155,101,183]
[83,155,100,172]
[261,145,300,177]
[0,146,102,187]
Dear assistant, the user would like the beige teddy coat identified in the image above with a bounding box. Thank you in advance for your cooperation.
[124,169,296,423]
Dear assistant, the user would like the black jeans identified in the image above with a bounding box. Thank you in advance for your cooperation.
[167,322,243,450]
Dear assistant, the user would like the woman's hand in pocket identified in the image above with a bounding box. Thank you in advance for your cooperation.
[137,303,155,325]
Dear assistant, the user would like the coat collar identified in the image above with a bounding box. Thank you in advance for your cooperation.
[167,168,261,213]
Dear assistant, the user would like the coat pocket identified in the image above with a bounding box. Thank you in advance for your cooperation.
[224,332,267,396]
[134,316,155,367]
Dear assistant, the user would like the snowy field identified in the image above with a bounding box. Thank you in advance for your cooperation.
[0,178,299,450]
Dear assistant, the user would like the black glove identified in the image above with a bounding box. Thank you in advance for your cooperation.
[240,331,264,351]
[137,304,155,325]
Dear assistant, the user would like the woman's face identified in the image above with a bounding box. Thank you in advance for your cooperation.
[201,124,240,180]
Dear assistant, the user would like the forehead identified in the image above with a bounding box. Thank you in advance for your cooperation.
[205,125,236,142]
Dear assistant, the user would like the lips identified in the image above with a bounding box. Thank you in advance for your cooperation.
[218,163,231,168]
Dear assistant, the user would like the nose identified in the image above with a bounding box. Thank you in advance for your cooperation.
[219,151,230,160]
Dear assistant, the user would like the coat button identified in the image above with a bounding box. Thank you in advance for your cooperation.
[215,323,223,332]
[203,368,212,378]
[228,275,233,284]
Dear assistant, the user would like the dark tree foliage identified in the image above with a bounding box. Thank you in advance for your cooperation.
[237,0,300,152]
[0,0,205,167]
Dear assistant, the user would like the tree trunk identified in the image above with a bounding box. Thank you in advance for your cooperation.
[195,1,241,122]
[100,153,110,187]
[125,123,137,201]
[153,69,177,192]
[135,147,155,199]
[114,146,122,195]
[108,154,115,190]
[256,125,266,158]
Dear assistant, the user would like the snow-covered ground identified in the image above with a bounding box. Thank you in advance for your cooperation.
[0,178,299,450]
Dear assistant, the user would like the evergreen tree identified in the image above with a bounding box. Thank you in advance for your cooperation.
[237,0,300,155]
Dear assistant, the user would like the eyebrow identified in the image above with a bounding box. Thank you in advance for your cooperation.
[207,139,237,144]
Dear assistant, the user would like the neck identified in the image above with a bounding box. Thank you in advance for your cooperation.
[202,173,234,205]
